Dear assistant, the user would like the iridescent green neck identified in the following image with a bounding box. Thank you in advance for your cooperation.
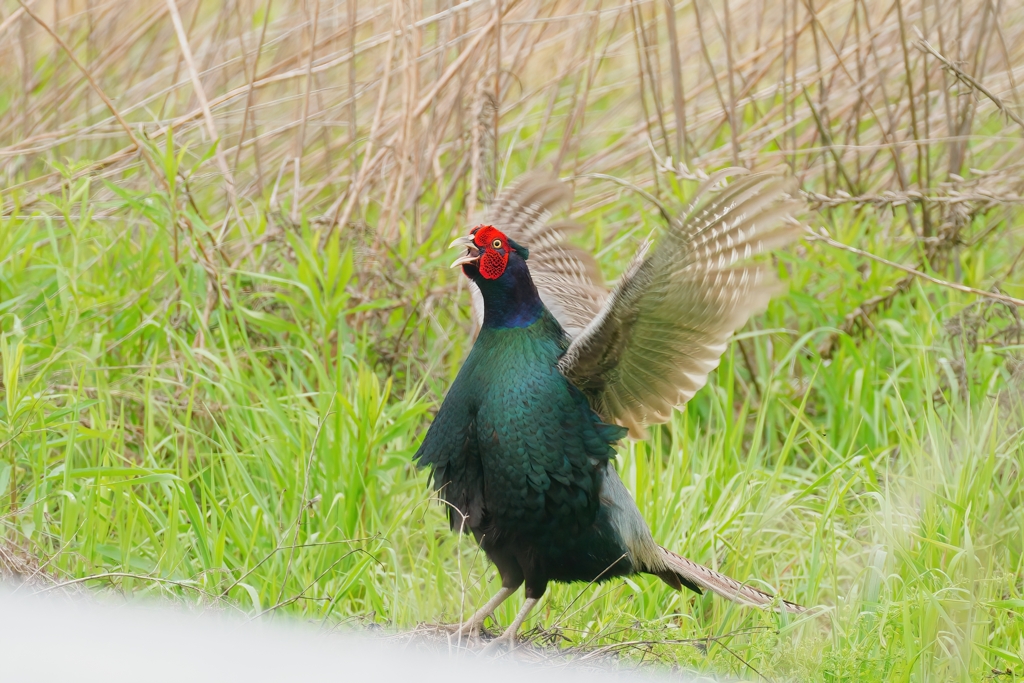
[468,254,545,329]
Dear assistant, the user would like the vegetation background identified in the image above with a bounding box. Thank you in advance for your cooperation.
[1,0,1023,678]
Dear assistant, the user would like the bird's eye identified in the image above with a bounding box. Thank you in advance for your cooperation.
[492,239,502,249]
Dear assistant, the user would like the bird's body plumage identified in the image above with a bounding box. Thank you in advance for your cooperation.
[415,262,637,599]
[415,173,806,646]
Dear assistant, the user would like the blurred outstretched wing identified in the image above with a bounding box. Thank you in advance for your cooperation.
[470,174,607,337]
[558,172,802,437]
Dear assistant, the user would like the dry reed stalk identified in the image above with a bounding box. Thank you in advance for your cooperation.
[554,0,602,175]
[663,0,689,166]
[291,0,321,225]
[327,0,400,236]
[232,0,273,196]
[165,0,239,211]
[493,0,501,186]
[629,0,661,186]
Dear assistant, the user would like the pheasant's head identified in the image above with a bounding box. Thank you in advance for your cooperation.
[449,225,541,329]
[449,225,530,280]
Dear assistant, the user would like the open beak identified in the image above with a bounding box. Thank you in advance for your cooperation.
[449,235,481,268]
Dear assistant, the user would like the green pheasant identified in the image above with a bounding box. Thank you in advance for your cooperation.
[414,172,806,649]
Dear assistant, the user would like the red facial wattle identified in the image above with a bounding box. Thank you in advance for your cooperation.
[470,225,510,280]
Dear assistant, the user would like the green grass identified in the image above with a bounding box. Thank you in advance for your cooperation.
[2,145,1023,680]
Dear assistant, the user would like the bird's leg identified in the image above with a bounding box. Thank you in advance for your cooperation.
[482,597,538,653]
[453,585,517,640]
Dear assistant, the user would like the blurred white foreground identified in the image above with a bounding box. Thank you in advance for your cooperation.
[0,585,684,682]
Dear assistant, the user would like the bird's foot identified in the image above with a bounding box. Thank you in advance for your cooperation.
[451,619,483,642]
[481,630,517,655]
[442,585,518,646]
[438,622,485,643]
[480,596,536,655]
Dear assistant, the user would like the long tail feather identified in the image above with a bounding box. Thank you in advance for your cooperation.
[656,546,806,614]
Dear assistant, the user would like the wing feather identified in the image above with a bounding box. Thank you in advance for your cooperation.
[559,172,801,437]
